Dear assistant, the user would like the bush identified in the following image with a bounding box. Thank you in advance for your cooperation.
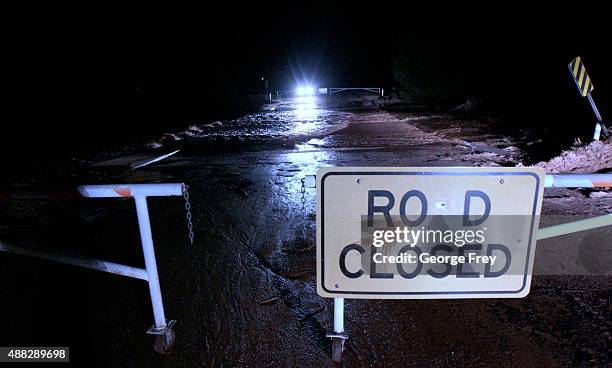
[392,40,467,105]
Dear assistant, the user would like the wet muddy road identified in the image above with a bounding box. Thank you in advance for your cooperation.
[0,97,610,367]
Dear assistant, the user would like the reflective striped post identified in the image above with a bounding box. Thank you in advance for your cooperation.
[568,56,609,140]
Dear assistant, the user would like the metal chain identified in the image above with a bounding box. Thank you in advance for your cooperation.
[183,184,195,244]
[300,178,306,219]
[300,178,308,238]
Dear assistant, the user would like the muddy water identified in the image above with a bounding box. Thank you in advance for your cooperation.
[171,96,353,152]
[0,97,610,366]
[199,97,349,140]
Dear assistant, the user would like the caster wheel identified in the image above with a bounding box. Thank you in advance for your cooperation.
[154,329,176,354]
[331,338,344,363]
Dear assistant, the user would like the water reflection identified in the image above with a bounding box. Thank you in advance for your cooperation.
[294,96,318,121]
[294,138,328,152]
[292,96,320,135]
[283,147,335,211]
[188,95,349,145]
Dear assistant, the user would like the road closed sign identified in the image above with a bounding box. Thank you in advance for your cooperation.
[317,167,545,299]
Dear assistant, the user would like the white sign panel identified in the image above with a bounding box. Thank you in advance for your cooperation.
[317,167,545,299]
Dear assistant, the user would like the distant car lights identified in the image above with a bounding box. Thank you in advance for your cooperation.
[295,85,315,96]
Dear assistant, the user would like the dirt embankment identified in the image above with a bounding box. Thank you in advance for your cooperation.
[536,140,612,173]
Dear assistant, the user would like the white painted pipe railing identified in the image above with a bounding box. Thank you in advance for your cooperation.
[0,241,148,280]
[134,195,167,333]
[537,213,612,240]
[544,174,612,188]
[328,87,382,95]
[78,183,183,198]
[333,297,344,333]
[0,183,185,337]
[80,183,184,335]
[540,174,612,240]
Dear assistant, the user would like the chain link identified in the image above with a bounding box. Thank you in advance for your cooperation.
[300,177,308,238]
[183,184,195,244]
[300,178,306,219]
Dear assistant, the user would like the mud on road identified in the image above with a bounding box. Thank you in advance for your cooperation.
[0,109,610,367]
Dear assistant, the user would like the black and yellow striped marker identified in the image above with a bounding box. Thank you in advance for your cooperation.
[568,56,609,140]
[568,56,594,97]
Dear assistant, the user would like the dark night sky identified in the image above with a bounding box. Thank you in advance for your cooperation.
[135,2,609,124]
[2,2,610,161]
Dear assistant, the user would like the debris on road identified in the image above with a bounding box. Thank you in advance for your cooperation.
[536,140,612,173]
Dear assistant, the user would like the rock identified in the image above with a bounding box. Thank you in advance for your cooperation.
[535,140,612,173]
[589,191,611,198]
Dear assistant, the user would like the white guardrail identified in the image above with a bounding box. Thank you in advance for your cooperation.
[275,87,384,98]
[539,174,612,239]
[0,183,185,353]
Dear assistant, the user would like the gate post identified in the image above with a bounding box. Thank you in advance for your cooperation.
[328,297,348,362]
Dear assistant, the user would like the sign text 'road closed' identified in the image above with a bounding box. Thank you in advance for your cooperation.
[316,167,545,299]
